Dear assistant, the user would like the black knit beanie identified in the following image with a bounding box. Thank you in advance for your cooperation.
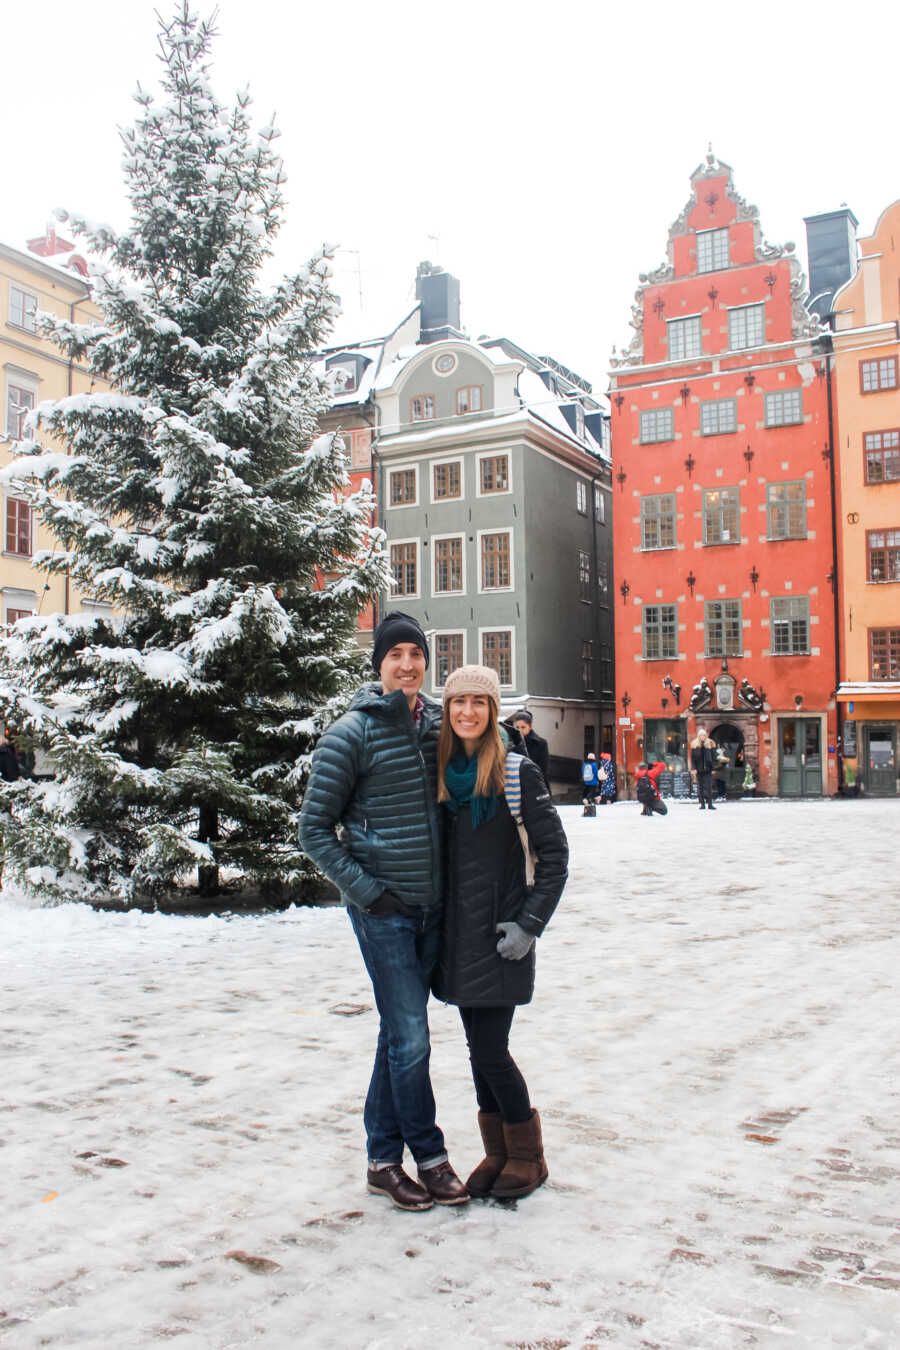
[371,611,430,673]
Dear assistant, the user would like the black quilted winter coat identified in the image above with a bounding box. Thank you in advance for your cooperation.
[298,683,442,911]
[432,757,568,1007]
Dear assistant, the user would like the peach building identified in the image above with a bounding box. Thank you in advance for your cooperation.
[831,201,900,796]
[1,228,106,628]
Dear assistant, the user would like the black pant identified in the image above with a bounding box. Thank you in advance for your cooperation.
[458,1006,531,1124]
[640,798,668,816]
[696,771,714,807]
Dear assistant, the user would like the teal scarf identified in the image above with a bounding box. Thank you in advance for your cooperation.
[443,752,498,829]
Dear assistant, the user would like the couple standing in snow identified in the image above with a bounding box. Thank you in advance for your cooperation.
[299,613,568,1212]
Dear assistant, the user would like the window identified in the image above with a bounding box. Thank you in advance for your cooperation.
[770,596,810,654]
[641,493,676,550]
[696,228,729,273]
[481,629,513,686]
[864,430,900,483]
[9,286,38,332]
[434,536,464,593]
[456,386,482,415]
[639,408,674,444]
[5,498,32,556]
[479,454,509,494]
[578,550,592,602]
[700,398,737,435]
[703,487,739,545]
[5,383,35,440]
[767,482,807,539]
[434,633,465,686]
[388,467,417,506]
[642,603,677,660]
[764,389,803,428]
[581,639,594,691]
[389,541,418,597]
[728,304,765,350]
[667,316,702,361]
[480,531,511,589]
[432,459,462,500]
[5,607,33,630]
[597,559,609,604]
[643,718,687,772]
[599,643,612,692]
[860,357,898,393]
[342,427,372,470]
[576,481,588,514]
[705,599,743,657]
[870,628,900,680]
[867,529,900,582]
[593,486,605,524]
[410,394,435,422]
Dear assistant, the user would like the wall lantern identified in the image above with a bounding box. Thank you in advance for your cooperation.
[794,693,803,709]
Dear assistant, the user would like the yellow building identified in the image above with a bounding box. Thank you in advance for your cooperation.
[832,201,900,796]
[1,230,109,629]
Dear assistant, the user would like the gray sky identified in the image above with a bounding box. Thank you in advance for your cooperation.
[6,0,898,395]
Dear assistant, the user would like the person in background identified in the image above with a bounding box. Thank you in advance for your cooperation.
[598,752,616,805]
[298,612,468,1213]
[581,752,600,813]
[512,710,550,788]
[0,732,21,783]
[635,761,667,817]
[690,728,717,811]
[434,666,568,1200]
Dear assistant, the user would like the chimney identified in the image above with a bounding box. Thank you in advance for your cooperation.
[415,261,464,344]
[803,207,858,323]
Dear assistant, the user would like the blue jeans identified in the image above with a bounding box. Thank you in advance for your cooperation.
[348,905,447,1169]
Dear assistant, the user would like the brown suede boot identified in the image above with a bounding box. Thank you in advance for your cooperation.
[465,1111,506,1198]
[491,1109,548,1199]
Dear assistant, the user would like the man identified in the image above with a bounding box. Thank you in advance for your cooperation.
[635,761,668,817]
[298,613,467,1212]
[512,710,550,788]
[690,728,717,811]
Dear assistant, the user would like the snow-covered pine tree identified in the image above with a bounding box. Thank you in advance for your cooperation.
[0,3,386,906]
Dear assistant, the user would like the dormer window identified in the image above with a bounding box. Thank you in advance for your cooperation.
[325,352,369,396]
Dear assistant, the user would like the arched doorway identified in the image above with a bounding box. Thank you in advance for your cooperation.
[711,722,745,795]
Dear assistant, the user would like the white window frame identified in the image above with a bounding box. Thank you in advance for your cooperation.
[3,586,37,627]
[727,302,766,351]
[479,625,516,689]
[387,536,421,601]
[386,461,419,510]
[593,485,606,525]
[8,285,39,333]
[764,389,804,427]
[475,449,513,498]
[576,480,588,515]
[477,527,514,594]
[696,227,729,274]
[4,492,34,558]
[666,315,702,361]
[431,531,466,597]
[639,407,675,444]
[699,397,737,436]
[431,629,467,692]
[4,368,39,442]
[429,455,464,504]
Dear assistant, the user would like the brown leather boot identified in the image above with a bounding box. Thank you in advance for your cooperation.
[366,1165,433,1211]
[491,1109,549,1199]
[466,1111,506,1198]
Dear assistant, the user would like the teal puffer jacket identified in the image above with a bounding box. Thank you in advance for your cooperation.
[298,683,442,911]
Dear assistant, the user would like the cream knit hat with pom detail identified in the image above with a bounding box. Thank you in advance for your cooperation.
[441,664,501,712]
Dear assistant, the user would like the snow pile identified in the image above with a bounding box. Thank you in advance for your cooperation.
[2,800,899,1348]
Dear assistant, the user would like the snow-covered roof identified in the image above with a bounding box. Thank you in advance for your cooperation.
[836,681,900,699]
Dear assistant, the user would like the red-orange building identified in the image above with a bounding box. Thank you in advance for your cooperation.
[610,154,838,798]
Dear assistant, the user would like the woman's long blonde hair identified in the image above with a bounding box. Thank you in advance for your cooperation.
[437,697,507,802]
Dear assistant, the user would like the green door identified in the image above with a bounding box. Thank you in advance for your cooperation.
[864,726,898,796]
[779,718,823,796]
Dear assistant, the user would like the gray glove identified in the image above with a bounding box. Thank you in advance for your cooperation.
[496,921,536,961]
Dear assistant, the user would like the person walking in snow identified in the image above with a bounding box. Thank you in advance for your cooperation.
[598,752,616,805]
[432,666,568,1200]
[298,613,468,1212]
[581,752,600,813]
[690,729,717,811]
[635,760,667,816]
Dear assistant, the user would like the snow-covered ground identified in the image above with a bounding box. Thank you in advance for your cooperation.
[3,799,899,1350]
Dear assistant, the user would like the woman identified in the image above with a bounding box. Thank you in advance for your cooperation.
[432,666,568,1199]
[598,752,616,804]
[581,752,600,813]
[690,728,717,810]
